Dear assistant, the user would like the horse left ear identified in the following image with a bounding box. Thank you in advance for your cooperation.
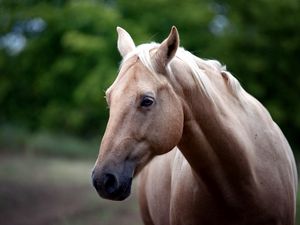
[117,26,136,57]
[154,26,179,71]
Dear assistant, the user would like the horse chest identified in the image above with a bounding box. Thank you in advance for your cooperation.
[142,152,220,225]
[141,153,262,225]
[169,164,218,225]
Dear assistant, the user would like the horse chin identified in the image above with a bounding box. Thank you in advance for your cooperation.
[133,154,155,177]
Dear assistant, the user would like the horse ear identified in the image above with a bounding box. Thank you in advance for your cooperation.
[116,26,136,57]
[154,26,179,71]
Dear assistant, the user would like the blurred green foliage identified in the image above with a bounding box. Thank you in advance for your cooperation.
[0,124,99,158]
[0,0,299,153]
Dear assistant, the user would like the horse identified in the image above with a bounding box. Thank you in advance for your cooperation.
[91,26,297,225]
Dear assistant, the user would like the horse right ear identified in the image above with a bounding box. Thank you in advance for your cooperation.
[154,26,179,72]
[116,27,136,57]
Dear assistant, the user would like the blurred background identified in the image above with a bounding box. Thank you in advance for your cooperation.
[0,0,299,224]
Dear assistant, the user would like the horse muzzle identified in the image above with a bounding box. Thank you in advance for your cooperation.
[91,162,134,201]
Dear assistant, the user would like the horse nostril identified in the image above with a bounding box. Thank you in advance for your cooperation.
[103,173,118,195]
[92,171,132,200]
[92,172,119,196]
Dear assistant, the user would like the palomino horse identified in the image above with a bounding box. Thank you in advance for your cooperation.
[92,26,297,225]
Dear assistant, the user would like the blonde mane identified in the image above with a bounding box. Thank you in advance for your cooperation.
[121,42,243,99]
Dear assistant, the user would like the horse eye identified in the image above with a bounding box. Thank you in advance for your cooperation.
[141,96,154,107]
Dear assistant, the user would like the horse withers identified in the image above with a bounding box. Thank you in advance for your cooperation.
[92,26,297,225]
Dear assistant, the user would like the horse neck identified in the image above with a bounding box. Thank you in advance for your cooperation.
[169,58,256,196]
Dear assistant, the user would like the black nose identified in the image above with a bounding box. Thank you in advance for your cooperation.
[93,172,119,195]
[102,173,118,194]
[92,171,133,201]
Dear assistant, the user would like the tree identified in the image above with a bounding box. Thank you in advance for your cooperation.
[0,0,299,153]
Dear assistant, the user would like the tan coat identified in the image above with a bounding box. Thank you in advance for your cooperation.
[92,27,297,225]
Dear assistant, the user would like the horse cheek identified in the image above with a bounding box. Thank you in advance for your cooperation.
[157,105,183,154]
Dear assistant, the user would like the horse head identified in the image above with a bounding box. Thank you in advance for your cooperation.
[92,27,184,200]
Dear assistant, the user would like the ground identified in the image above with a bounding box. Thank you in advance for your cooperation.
[0,154,142,225]
[1,154,299,225]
